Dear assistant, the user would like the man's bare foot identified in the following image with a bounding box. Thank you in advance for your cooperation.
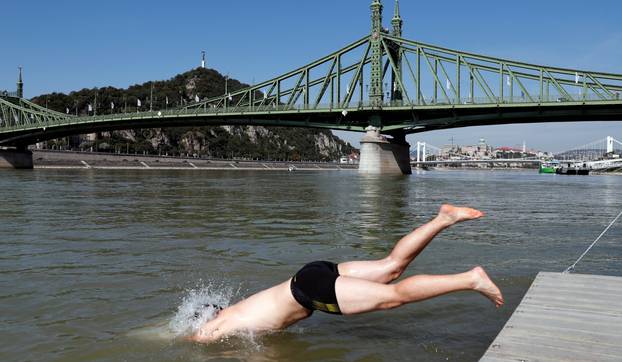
[471,266,504,308]
[438,204,485,225]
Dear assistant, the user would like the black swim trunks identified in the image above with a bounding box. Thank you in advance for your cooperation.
[290,261,342,315]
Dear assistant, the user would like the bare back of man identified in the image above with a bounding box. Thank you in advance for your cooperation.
[190,205,504,344]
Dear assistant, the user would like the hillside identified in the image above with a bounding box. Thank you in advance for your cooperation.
[31,68,356,161]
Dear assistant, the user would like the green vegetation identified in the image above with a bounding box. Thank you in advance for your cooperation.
[31,68,356,161]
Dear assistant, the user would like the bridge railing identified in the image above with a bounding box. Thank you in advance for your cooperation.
[81,92,622,120]
[177,91,622,115]
[402,93,622,107]
[3,90,622,134]
[183,91,621,112]
[182,87,622,115]
[2,88,622,133]
[181,92,617,112]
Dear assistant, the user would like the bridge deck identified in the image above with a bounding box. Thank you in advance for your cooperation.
[481,272,622,362]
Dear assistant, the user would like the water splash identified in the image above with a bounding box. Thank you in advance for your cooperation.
[168,282,235,337]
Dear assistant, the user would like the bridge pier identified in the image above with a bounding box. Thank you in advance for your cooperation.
[0,148,34,169]
[358,127,412,175]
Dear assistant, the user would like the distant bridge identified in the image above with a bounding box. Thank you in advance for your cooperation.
[556,136,622,160]
[412,136,622,171]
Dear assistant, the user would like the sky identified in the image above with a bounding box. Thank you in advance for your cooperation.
[2,0,622,153]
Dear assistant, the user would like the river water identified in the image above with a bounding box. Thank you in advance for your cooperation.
[1,168,621,361]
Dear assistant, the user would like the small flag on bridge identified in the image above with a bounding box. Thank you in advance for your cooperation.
[575,72,580,84]
[195,95,200,102]
[506,75,511,87]
[88,104,93,112]
[111,102,115,110]
[137,99,142,107]
[166,96,169,106]
[66,107,69,114]
[446,78,451,90]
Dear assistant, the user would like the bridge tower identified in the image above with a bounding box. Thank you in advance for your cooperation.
[369,0,384,109]
[415,142,428,163]
[0,66,32,168]
[607,136,615,154]
[390,0,403,102]
[17,66,23,98]
[359,0,412,175]
[0,66,34,168]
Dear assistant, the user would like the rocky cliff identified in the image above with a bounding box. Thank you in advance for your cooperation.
[32,68,357,161]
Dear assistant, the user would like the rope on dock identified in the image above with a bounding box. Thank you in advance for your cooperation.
[564,209,622,273]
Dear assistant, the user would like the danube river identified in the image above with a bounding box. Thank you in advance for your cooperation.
[1,169,621,361]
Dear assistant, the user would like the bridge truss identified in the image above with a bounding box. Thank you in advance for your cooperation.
[0,96,69,131]
[187,35,622,113]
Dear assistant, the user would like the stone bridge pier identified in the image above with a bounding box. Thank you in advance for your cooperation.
[0,148,34,169]
[358,127,412,175]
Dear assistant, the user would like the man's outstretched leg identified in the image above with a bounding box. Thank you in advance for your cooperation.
[335,266,504,315]
[339,205,485,284]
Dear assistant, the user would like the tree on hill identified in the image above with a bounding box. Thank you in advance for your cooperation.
[31,68,356,161]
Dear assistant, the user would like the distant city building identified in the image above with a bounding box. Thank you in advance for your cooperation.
[436,138,551,160]
[440,138,493,159]
[494,146,527,159]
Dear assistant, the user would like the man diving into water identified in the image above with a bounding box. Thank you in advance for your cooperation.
[190,205,504,343]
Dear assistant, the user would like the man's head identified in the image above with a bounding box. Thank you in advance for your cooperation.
[192,304,224,320]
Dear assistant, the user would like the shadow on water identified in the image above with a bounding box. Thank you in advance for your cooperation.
[357,174,412,242]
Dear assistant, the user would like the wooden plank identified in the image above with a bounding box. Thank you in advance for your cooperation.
[498,321,622,347]
[540,272,622,282]
[508,308,622,336]
[532,280,622,295]
[520,294,622,313]
[522,285,622,299]
[481,272,622,362]
[516,303,622,323]
[491,335,622,357]
[532,276,622,292]
[537,272,622,288]
[484,341,622,362]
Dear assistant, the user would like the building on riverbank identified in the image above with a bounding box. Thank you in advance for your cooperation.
[438,139,552,161]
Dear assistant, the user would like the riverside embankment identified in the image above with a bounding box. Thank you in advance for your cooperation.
[32,150,358,171]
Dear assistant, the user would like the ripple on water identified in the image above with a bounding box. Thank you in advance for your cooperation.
[1,169,621,361]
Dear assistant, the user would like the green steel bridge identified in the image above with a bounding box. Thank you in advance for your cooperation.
[2,0,622,149]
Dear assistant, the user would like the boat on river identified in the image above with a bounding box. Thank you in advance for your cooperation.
[539,161,559,174]
[556,162,590,175]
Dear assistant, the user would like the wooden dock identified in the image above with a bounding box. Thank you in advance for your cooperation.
[481,272,622,362]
